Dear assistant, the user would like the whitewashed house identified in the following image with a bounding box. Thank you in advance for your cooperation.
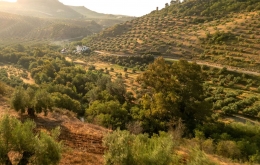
[76,45,90,53]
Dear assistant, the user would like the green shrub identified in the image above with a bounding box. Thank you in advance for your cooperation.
[103,130,174,165]
[103,130,134,165]
[202,139,215,154]
[216,140,241,159]
[187,146,216,165]
[0,115,62,165]
[0,82,6,96]
[249,151,260,164]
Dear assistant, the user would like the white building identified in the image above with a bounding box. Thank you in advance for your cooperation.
[76,45,90,53]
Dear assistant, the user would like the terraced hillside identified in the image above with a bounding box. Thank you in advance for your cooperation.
[0,11,102,46]
[85,0,260,72]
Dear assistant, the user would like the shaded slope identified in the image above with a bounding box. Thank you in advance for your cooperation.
[0,11,102,45]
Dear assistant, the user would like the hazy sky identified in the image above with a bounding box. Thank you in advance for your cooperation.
[2,0,169,16]
[59,0,168,16]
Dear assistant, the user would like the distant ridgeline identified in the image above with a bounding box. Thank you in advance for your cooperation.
[17,0,60,3]
[0,0,134,45]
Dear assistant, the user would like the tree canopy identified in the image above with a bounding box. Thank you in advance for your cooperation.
[0,115,62,165]
[137,57,212,134]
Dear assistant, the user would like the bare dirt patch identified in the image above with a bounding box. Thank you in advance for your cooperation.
[0,65,35,85]
[0,99,109,165]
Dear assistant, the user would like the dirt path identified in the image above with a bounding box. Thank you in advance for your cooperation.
[65,57,87,65]
[195,61,260,76]
[225,114,260,125]
[0,65,35,85]
[94,51,260,76]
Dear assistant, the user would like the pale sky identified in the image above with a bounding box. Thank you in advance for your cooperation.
[1,0,170,16]
[60,0,169,16]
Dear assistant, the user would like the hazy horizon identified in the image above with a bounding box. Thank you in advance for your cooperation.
[0,0,169,16]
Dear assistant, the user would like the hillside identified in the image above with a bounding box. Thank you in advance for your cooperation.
[0,0,134,28]
[0,97,108,165]
[85,0,260,72]
[69,6,133,20]
[69,6,135,28]
[0,11,102,46]
[0,0,83,19]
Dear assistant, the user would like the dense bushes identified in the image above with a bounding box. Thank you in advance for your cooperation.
[0,115,62,165]
[203,66,260,117]
[196,122,260,163]
[216,140,241,159]
[97,54,154,69]
[201,31,237,44]
[0,68,23,87]
[86,100,128,129]
[103,130,175,165]
[0,82,6,96]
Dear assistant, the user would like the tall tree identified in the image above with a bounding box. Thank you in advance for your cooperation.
[137,57,212,134]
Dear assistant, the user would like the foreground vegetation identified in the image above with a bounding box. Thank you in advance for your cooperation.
[1,0,260,164]
[0,115,62,165]
[0,42,260,164]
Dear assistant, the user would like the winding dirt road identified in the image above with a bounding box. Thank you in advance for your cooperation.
[94,51,260,76]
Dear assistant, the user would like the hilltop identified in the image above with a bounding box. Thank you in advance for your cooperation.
[85,0,260,72]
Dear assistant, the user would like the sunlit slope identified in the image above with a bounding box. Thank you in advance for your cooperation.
[0,0,83,19]
[68,6,132,19]
[69,6,135,28]
[0,12,102,44]
[85,0,260,71]
[0,0,134,28]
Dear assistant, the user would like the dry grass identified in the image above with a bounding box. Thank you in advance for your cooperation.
[0,65,35,85]
[0,100,108,165]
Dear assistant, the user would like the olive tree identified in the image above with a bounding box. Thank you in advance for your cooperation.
[10,87,53,117]
[0,115,62,165]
